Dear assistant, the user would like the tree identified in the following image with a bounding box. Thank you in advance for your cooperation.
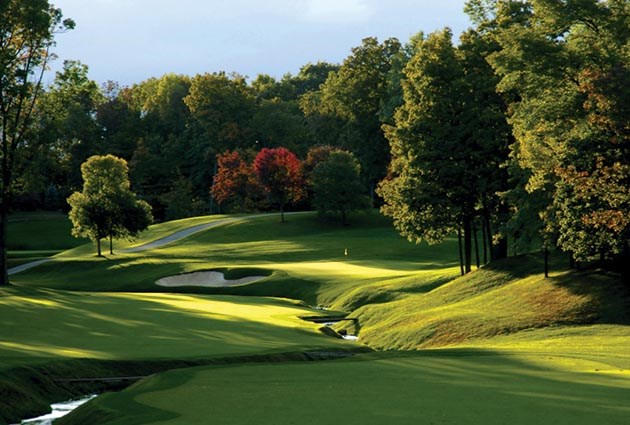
[28,60,104,194]
[210,150,261,212]
[253,147,304,222]
[0,0,74,285]
[68,155,152,256]
[487,0,630,265]
[311,151,370,225]
[309,37,403,199]
[378,28,510,274]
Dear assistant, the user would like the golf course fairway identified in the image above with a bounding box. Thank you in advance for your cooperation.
[61,351,630,425]
[3,212,629,424]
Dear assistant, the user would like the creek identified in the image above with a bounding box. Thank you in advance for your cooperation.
[15,395,96,425]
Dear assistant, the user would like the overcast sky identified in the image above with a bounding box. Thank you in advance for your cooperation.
[49,0,471,86]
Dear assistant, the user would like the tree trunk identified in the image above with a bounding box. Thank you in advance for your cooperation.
[97,238,102,257]
[483,209,494,262]
[280,204,285,223]
[463,215,472,274]
[109,233,114,255]
[0,203,8,286]
[457,226,464,276]
[341,209,347,226]
[473,220,480,269]
[544,246,549,278]
[481,219,487,265]
[0,131,10,286]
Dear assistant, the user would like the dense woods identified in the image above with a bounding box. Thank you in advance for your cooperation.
[2,0,628,280]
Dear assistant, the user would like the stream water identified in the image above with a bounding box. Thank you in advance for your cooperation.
[16,395,96,425]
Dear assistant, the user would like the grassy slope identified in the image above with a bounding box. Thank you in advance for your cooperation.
[12,212,460,310]
[348,258,630,350]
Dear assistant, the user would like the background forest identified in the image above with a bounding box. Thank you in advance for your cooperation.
[7,0,629,276]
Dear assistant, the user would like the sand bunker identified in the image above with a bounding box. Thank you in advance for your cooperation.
[156,271,266,288]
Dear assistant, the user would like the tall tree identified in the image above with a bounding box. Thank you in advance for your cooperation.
[211,150,261,212]
[487,0,630,264]
[378,28,510,274]
[253,147,304,222]
[311,151,370,225]
[0,0,73,285]
[304,38,402,197]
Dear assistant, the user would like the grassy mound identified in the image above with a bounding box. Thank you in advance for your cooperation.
[343,256,629,350]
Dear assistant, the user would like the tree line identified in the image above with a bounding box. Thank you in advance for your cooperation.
[1,0,628,285]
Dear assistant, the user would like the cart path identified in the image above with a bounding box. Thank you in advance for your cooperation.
[8,213,301,276]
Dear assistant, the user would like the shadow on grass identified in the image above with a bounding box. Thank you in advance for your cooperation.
[60,348,630,425]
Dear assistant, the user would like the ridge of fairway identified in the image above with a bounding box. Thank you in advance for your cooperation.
[7,213,292,276]
[121,213,278,253]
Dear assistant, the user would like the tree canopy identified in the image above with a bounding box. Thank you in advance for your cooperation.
[68,155,152,256]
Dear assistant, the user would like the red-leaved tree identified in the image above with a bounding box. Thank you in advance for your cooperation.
[253,147,304,222]
[211,151,260,212]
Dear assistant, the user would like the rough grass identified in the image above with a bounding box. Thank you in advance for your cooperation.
[7,212,87,267]
[345,257,629,350]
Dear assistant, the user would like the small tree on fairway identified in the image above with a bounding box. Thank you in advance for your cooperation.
[68,155,152,256]
[253,147,304,222]
[311,151,370,225]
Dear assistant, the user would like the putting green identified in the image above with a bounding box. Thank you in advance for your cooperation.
[62,350,630,425]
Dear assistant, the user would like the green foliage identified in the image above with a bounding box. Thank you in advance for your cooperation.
[378,28,510,273]
[305,37,403,188]
[67,155,152,255]
[311,151,370,225]
[488,0,630,262]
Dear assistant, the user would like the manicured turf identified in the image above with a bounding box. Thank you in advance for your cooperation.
[62,350,630,425]
[12,212,460,310]
[5,211,629,425]
[0,287,351,370]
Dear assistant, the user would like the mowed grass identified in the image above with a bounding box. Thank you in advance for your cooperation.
[0,286,351,371]
[7,212,87,267]
[62,349,630,425]
[7,211,630,425]
[13,212,461,310]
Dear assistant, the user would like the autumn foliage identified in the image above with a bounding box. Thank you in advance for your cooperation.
[253,148,304,221]
[211,151,261,212]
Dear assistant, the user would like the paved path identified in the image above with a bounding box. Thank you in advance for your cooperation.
[8,213,294,276]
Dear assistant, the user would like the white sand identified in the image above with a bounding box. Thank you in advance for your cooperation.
[155,271,266,288]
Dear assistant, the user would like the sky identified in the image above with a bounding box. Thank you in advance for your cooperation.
[49,0,471,86]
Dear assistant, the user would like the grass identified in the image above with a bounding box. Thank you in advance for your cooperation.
[61,350,630,425]
[0,287,351,370]
[343,258,629,350]
[7,212,87,268]
[12,212,460,310]
[5,210,630,425]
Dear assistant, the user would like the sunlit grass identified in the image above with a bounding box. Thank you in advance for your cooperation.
[0,287,352,370]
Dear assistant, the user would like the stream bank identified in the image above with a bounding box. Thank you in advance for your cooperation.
[2,348,370,425]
